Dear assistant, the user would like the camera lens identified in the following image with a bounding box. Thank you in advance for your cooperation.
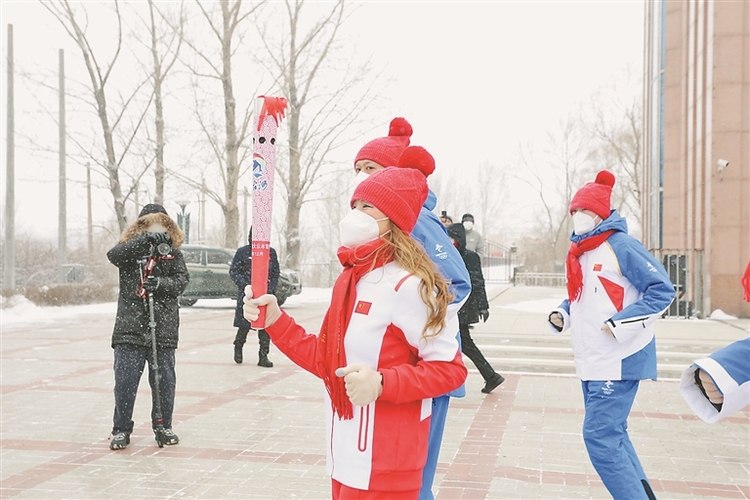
[156,242,172,256]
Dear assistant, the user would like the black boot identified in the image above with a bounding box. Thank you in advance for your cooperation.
[234,328,248,364]
[481,373,505,394]
[460,324,502,393]
[258,329,273,368]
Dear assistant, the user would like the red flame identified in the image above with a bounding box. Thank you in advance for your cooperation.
[257,96,288,131]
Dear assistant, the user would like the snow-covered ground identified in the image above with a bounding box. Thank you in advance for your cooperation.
[0,287,336,329]
[1,285,743,328]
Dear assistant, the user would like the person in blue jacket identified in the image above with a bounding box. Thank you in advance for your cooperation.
[547,170,675,500]
[679,260,750,423]
[353,119,471,500]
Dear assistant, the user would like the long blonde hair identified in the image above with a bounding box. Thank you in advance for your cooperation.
[371,226,453,339]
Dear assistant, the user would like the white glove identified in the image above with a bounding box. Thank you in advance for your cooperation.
[698,369,724,404]
[242,286,282,328]
[335,364,383,406]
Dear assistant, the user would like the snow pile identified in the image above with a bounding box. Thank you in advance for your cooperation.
[709,309,738,320]
[1,294,117,328]
[0,288,335,328]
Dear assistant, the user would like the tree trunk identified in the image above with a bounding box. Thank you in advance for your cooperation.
[221,0,240,248]
[150,0,165,205]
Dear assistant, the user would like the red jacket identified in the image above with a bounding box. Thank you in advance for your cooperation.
[266,262,467,492]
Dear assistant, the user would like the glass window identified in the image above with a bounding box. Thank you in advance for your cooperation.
[182,248,202,264]
[207,250,232,265]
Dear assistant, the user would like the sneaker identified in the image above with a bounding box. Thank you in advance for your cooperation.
[481,373,505,394]
[155,428,179,446]
[109,432,130,450]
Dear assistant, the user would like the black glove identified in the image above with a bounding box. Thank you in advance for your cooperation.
[479,309,489,322]
[143,275,160,292]
[148,232,171,245]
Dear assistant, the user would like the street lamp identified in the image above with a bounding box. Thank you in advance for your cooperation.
[176,200,190,244]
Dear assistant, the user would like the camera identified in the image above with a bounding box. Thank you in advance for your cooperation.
[441,210,447,217]
[717,159,729,168]
[155,242,172,256]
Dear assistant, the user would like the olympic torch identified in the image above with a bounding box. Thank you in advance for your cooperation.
[250,95,287,328]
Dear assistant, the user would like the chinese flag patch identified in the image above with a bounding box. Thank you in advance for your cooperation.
[354,301,372,315]
[593,263,603,272]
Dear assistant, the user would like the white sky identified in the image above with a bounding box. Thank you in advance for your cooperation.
[0,1,645,242]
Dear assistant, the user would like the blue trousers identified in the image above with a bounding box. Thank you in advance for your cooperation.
[112,344,176,434]
[418,395,450,500]
[582,380,655,500]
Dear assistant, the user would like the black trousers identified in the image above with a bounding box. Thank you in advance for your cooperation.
[112,344,176,434]
[234,328,271,356]
[459,323,497,382]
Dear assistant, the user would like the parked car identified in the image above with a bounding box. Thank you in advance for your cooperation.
[178,244,301,307]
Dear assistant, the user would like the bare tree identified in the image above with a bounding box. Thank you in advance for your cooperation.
[144,0,184,204]
[588,94,643,231]
[256,0,382,268]
[513,116,595,270]
[173,0,263,248]
[42,0,154,232]
[475,160,507,237]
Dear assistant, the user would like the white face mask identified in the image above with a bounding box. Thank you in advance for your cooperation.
[572,212,598,235]
[338,209,388,248]
[147,223,168,234]
[463,221,474,231]
[353,170,369,187]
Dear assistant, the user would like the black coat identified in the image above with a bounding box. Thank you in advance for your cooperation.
[447,223,489,326]
[107,213,189,350]
[230,245,280,329]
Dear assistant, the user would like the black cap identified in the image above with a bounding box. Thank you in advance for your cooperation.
[139,203,168,217]
[462,213,474,222]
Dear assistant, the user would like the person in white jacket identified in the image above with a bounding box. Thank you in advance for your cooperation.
[547,170,675,500]
[244,166,467,499]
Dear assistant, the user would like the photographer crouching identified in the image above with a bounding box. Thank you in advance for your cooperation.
[106,204,189,450]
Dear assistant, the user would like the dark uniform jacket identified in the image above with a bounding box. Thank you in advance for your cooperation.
[107,212,189,349]
[447,223,489,326]
[230,237,280,329]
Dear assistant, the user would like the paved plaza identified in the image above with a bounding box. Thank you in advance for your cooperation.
[1,286,748,499]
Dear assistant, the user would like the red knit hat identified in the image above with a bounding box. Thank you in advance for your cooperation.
[354,117,413,169]
[569,170,616,220]
[397,145,435,177]
[351,168,427,233]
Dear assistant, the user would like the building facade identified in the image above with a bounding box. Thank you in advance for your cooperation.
[643,0,749,318]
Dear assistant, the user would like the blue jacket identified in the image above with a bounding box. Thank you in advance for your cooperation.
[549,211,675,380]
[411,190,471,304]
[411,190,471,399]
[680,338,750,423]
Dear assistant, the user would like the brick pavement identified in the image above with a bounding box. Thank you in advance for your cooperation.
[1,287,748,499]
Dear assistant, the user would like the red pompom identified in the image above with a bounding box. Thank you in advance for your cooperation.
[595,170,616,188]
[398,145,435,177]
[389,117,413,138]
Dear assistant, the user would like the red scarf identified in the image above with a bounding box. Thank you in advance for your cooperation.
[566,230,615,303]
[318,239,394,420]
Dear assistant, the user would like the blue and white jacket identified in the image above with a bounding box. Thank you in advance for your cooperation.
[412,190,471,305]
[679,338,750,423]
[412,190,471,398]
[548,211,675,381]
